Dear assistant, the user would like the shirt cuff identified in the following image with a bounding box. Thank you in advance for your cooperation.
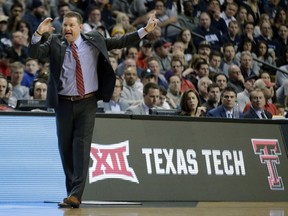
[31,34,42,44]
[138,27,148,39]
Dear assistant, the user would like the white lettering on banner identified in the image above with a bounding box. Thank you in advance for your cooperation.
[202,150,246,176]
[142,148,198,175]
[89,141,139,183]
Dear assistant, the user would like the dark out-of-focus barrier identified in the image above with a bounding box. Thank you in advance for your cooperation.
[0,112,288,202]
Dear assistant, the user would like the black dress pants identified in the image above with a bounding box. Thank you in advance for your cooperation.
[55,96,97,200]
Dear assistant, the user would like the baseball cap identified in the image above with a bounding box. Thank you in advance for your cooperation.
[198,40,211,49]
[141,69,155,79]
[0,15,8,23]
[153,38,171,50]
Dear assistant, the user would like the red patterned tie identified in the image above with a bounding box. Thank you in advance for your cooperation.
[71,42,85,97]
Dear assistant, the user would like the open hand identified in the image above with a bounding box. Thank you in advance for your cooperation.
[36,17,55,35]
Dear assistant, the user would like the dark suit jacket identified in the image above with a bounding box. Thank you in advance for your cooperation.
[243,108,273,119]
[206,105,244,118]
[29,30,140,108]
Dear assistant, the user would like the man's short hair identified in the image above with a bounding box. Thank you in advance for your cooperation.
[143,83,160,95]
[221,86,237,97]
[64,11,83,24]
[207,83,220,92]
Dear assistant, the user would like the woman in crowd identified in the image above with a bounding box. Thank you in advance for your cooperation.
[179,89,206,117]
[254,40,275,73]
[176,28,196,63]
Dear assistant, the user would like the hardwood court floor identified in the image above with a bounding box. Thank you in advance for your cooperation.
[0,202,287,216]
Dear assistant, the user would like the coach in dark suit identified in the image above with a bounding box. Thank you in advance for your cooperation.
[206,86,244,118]
[243,89,272,119]
[29,11,158,208]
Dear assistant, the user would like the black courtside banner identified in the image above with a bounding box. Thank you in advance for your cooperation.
[82,116,288,202]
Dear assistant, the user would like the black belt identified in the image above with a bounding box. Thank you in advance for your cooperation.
[59,92,96,101]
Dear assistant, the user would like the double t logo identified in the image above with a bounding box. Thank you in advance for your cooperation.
[251,139,284,190]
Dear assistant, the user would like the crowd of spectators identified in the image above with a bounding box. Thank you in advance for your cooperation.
[0,0,287,118]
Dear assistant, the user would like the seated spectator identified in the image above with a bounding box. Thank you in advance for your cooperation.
[243,89,273,119]
[167,56,196,93]
[21,58,40,88]
[193,12,222,51]
[0,15,12,51]
[179,89,206,117]
[259,69,272,82]
[99,76,129,113]
[202,83,221,114]
[23,0,46,34]
[158,86,170,109]
[222,20,241,51]
[275,103,285,117]
[254,40,276,74]
[146,57,168,90]
[186,60,209,92]
[273,24,288,58]
[176,28,196,63]
[0,52,10,78]
[0,74,9,100]
[137,39,153,70]
[16,20,32,47]
[227,64,245,94]
[0,75,14,110]
[7,2,24,35]
[236,6,248,34]
[177,1,198,32]
[126,82,160,115]
[276,79,288,107]
[153,38,172,74]
[52,2,70,34]
[6,31,29,64]
[235,38,258,74]
[140,69,157,91]
[237,75,257,112]
[82,6,108,35]
[153,0,181,40]
[214,73,228,92]
[116,47,143,78]
[30,78,47,100]
[208,1,227,36]
[239,51,258,79]
[10,61,29,99]
[120,67,143,106]
[197,41,212,63]
[206,86,243,118]
[198,76,213,104]
[243,79,279,115]
[219,43,237,76]
[166,74,182,109]
[208,51,222,75]
[254,21,276,60]
[220,2,238,28]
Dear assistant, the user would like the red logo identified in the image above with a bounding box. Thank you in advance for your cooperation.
[89,141,138,183]
[251,139,284,190]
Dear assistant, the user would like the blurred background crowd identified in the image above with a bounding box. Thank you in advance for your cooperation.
[0,0,287,119]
